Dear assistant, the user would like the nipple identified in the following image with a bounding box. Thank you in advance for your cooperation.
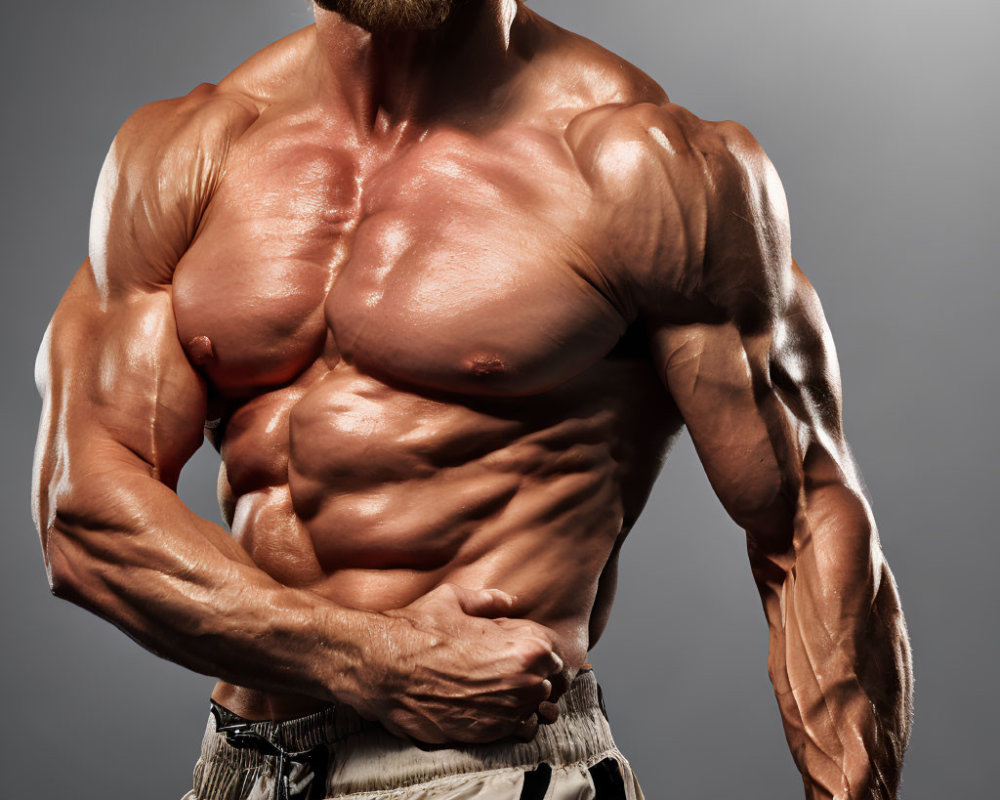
[186,335,216,367]
[467,353,508,378]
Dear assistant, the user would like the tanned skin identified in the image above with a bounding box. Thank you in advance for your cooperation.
[32,1,912,795]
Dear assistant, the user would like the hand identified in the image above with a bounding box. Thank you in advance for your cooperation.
[352,583,565,745]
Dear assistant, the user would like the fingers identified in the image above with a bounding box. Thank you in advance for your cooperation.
[382,714,444,747]
[547,666,572,703]
[425,583,515,618]
[511,705,561,741]
[451,585,517,618]
[512,713,540,742]
[537,701,560,725]
[380,675,563,746]
[385,583,572,746]
[513,637,563,678]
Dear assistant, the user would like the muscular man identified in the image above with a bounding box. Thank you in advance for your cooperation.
[32,1,913,798]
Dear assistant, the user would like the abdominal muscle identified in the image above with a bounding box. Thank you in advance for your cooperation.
[210,359,671,720]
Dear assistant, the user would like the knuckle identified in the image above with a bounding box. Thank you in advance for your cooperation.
[525,621,554,640]
[513,639,553,671]
[514,716,539,741]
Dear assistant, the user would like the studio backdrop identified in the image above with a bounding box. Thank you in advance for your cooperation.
[1,1,996,797]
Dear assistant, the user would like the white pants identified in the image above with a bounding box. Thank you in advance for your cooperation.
[183,669,644,800]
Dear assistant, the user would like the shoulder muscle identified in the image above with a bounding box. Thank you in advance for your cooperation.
[568,102,792,324]
[697,119,793,326]
[89,84,258,298]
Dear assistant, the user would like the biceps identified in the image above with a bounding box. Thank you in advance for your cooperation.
[655,320,794,531]
[652,270,851,534]
[38,262,207,491]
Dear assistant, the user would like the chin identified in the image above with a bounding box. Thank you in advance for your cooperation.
[314,0,459,33]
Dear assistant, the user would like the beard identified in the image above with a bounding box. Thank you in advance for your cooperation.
[314,0,462,33]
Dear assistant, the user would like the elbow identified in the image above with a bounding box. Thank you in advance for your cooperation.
[42,488,120,605]
[42,510,89,603]
[47,556,77,601]
[34,447,147,606]
[32,483,79,601]
[42,474,153,610]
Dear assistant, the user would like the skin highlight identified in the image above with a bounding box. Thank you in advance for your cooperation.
[32,0,911,794]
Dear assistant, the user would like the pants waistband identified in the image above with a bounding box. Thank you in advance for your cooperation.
[195,669,621,796]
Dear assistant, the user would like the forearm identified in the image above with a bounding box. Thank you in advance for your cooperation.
[38,465,566,745]
[753,485,912,799]
[43,469,380,706]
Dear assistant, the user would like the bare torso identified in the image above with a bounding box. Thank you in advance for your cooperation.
[35,4,912,785]
[179,15,676,717]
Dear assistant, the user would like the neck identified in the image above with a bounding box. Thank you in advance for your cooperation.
[313,0,520,137]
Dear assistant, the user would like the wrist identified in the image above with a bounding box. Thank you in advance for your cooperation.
[307,603,396,710]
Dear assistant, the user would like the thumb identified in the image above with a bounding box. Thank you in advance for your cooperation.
[455,587,517,618]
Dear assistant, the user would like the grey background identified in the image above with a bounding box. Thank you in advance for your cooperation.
[1,1,996,797]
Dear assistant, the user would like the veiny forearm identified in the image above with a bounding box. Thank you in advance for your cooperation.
[751,483,912,800]
[43,466,379,706]
[33,272,380,705]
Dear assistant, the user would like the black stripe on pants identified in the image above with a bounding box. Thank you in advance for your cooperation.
[589,757,629,799]
[518,757,627,800]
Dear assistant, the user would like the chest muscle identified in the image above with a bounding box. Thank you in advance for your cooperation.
[172,123,626,398]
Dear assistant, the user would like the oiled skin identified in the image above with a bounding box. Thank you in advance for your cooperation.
[33,2,911,796]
